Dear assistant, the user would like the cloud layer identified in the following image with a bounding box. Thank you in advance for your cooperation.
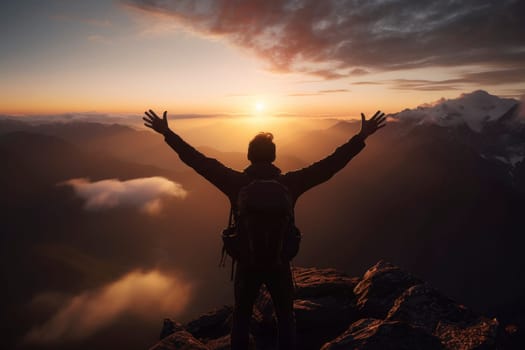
[25,270,191,344]
[127,0,525,82]
[63,177,187,214]
[354,68,525,92]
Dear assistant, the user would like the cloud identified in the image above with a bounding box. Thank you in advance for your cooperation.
[318,89,349,94]
[353,68,525,91]
[349,68,369,76]
[289,88,349,96]
[125,0,525,81]
[62,177,188,214]
[387,79,463,91]
[87,34,112,44]
[351,81,383,86]
[352,78,463,91]
[460,68,525,86]
[24,270,191,344]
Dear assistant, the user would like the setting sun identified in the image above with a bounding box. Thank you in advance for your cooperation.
[255,101,265,113]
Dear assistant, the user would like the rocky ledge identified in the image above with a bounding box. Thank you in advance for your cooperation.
[149,261,521,349]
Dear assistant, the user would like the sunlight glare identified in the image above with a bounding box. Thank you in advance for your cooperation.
[255,101,265,112]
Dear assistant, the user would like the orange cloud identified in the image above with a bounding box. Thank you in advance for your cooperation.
[62,176,188,214]
[24,270,192,344]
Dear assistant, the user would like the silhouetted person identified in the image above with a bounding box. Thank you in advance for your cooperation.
[143,110,386,350]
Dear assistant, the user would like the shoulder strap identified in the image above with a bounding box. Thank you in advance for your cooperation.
[219,206,237,282]
[219,207,234,268]
[228,206,236,281]
[228,206,235,227]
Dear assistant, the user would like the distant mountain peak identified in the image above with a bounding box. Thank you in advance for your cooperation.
[394,90,518,132]
[460,89,493,99]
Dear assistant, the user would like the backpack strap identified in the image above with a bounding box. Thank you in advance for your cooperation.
[228,206,235,227]
[291,261,298,295]
[219,246,227,268]
[219,207,238,283]
[219,207,235,268]
[230,258,236,281]
[228,206,236,281]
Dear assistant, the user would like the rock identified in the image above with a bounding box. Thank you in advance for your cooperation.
[293,267,360,299]
[435,318,500,350]
[149,328,209,350]
[204,334,231,350]
[292,267,360,331]
[160,318,183,340]
[204,334,256,350]
[254,267,360,350]
[251,285,279,349]
[321,318,443,350]
[386,283,500,349]
[354,260,423,318]
[186,305,233,341]
[148,262,512,350]
[386,283,475,333]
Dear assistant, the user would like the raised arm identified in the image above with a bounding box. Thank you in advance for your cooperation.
[284,111,386,197]
[143,109,240,195]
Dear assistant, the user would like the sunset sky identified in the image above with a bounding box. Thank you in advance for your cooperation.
[2,0,524,118]
[2,3,525,349]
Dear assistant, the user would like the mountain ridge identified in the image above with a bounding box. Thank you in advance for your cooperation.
[392,90,520,132]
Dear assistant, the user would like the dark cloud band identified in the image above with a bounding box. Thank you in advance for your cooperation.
[353,67,525,91]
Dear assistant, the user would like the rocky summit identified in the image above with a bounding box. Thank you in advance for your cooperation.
[149,261,520,350]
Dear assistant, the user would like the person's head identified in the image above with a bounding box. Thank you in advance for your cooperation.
[247,132,276,164]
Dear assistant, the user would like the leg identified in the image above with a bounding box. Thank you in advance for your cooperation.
[231,264,262,350]
[265,263,296,350]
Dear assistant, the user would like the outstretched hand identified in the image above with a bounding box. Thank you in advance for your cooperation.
[143,109,170,135]
[359,110,387,139]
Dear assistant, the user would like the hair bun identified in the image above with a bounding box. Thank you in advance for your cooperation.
[248,132,276,163]
[257,132,273,141]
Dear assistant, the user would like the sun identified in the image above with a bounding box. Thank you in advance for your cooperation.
[255,101,265,112]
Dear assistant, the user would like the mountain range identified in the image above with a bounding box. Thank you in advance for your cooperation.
[1,90,524,349]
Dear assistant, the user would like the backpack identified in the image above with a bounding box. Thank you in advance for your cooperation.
[221,179,301,271]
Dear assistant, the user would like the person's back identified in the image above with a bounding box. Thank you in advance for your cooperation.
[143,109,386,349]
[235,177,294,266]
[230,143,298,349]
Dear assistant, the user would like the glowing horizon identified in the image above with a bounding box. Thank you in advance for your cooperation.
[1,1,523,117]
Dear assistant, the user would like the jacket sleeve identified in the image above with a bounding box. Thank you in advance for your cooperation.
[164,130,241,196]
[283,134,366,198]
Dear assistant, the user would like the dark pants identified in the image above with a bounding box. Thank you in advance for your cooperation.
[231,263,296,350]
